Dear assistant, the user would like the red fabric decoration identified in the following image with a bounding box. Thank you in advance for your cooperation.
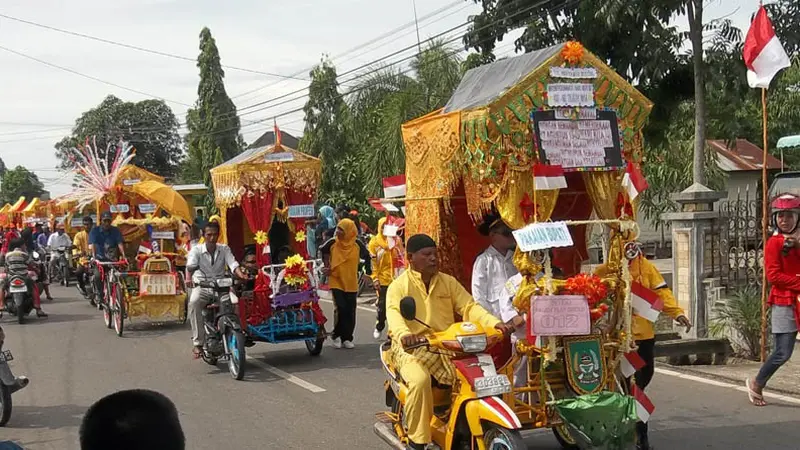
[244,271,273,326]
[241,192,275,265]
[563,273,608,307]
[615,192,633,218]
[520,192,535,222]
[285,189,313,260]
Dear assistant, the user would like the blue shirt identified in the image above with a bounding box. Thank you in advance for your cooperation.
[88,226,124,260]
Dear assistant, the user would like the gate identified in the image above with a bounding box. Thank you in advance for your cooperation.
[710,190,764,292]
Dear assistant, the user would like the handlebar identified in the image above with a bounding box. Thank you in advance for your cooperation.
[95,260,128,267]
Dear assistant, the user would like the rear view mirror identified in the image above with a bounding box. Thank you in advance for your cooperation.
[399,297,416,321]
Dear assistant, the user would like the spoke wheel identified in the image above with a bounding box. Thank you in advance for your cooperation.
[113,282,125,337]
[483,425,526,450]
[553,424,580,449]
[226,329,246,380]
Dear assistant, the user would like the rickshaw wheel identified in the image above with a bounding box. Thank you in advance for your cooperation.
[112,282,125,337]
[483,425,526,449]
[102,299,113,329]
[305,326,326,356]
[552,424,579,449]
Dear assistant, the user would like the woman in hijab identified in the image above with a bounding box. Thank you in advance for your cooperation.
[320,218,371,349]
[315,206,336,247]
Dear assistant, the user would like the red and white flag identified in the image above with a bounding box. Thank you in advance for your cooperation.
[382,175,406,199]
[621,163,648,201]
[743,6,791,89]
[368,198,399,213]
[630,282,664,323]
[620,351,646,379]
[532,163,567,190]
[632,385,655,423]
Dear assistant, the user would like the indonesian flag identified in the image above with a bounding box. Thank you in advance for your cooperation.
[631,281,664,323]
[632,385,655,423]
[368,198,400,213]
[532,163,567,190]
[621,163,648,201]
[620,351,647,379]
[382,175,406,199]
[743,6,791,89]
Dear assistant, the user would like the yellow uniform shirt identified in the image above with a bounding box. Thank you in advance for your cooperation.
[73,230,89,256]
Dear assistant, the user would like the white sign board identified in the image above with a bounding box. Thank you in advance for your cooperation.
[549,67,598,79]
[546,83,595,107]
[138,203,157,214]
[530,295,591,336]
[123,179,141,186]
[288,204,315,218]
[264,152,295,163]
[70,218,84,227]
[512,221,573,252]
[109,204,130,213]
[383,224,399,237]
[537,120,614,168]
[151,231,175,240]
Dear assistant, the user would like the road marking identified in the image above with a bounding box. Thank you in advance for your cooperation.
[656,367,800,405]
[319,298,376,313]
[245,356,326,393]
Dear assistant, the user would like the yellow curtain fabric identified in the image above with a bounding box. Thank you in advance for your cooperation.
[494,169,560,229]
[582,170,624,220]
[403,109,462,201]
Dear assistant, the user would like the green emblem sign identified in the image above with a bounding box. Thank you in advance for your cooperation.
[563,335,606,395]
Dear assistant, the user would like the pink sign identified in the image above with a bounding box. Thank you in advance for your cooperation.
[529,295,591,338]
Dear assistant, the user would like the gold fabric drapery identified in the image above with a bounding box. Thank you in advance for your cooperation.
[495,168,559,229]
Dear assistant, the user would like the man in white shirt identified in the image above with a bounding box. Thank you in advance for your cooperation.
[47,224,73,284]
[472,215,520,320]
[185,221,246,358]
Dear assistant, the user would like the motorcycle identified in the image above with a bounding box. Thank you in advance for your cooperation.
[48,246,71,287]
[375,297,525,450]
[0,326,29,426]
[74,255,95,306]
[2,263,39,324]
[195,272,247,380]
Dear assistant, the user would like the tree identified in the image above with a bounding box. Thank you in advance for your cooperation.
[1,166,45,204]
[0,157,7,178]
[54,95,183,179]
[349,41,463,195]
[183,27,244,210]
[299,57,352,195]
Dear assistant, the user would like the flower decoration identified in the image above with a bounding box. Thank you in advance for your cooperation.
[283,254,309,288]
[254,230,269,245]
[563,273,608,307]
[295,230,307,243]
[561,41,584,66]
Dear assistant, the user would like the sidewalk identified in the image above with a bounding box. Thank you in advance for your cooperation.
[659,341,800,396]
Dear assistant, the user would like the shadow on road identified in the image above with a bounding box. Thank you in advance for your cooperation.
[0,313,96,325]
[3,403,86,430]
[252,342,381,375]
[116,321,188,339]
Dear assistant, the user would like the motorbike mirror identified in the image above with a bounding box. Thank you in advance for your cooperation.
[399,296,416,321]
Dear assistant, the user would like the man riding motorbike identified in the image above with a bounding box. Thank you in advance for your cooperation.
[47,224,73,285]
[89,212,127,303]
[185,221,246,359]
[0,238,47,317]
[20,228,53,301]
[73,216,94,296]
[386,234,514,450]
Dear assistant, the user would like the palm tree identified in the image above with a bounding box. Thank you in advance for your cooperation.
[348,40,462,196]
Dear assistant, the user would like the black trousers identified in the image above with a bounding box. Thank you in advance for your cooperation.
[75,264,88,290]
[375,285,389,332]
[331,289,357,342]
[626,338,655,447]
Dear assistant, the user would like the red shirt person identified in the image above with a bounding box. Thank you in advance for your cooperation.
[748,194,800,406]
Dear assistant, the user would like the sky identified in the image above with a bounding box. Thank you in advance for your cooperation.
[0,0,760,197]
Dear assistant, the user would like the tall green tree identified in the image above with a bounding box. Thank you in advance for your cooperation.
[184,27,243,210]
[349,41,462,195]
[1,166,45,204]
[54,95,183,179]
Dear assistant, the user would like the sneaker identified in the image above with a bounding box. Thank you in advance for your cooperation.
[373,329,382,340]
[343,340,355,349]
[331,337,342,349]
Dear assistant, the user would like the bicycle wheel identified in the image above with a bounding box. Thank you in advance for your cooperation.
[112,282,125,337]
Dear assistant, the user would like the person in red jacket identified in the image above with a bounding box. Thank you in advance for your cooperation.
[747,194,800,406]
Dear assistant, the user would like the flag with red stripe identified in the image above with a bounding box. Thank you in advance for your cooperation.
[630,282,664,322]
[620,351,646,378]
[621,163,648,201]
[632,385,655,423]
[532,163,567,190]
[743,6,791,89]
[382,175,406,199]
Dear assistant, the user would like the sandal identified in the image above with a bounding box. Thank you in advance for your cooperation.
[192,346,203,359]
[746,378,767,406]
[36,309,48,318]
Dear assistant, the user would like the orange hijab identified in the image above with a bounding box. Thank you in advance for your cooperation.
[330,218,360,292]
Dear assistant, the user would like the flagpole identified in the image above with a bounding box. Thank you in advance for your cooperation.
[760,87,769,362]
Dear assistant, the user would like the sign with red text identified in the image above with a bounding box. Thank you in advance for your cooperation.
[530,295,591,337]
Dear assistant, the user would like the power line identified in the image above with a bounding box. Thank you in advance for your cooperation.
[0,12,308,82]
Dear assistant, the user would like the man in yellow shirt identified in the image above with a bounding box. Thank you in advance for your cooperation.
[73,216,93,296]
[594,240,691,450]
[387,234,513,450]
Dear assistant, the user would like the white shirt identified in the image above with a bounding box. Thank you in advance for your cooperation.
[47,232,72,252]
[471,246,519,319]
[186,242,239,283]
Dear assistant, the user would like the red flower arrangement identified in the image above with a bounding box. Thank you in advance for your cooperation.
[563,273,610,322]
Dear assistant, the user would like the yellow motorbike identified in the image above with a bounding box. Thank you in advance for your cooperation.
[375,297,526,450]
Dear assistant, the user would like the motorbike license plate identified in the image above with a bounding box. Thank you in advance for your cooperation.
[9,285,27,293]
[0,350,12,362]
[473,374,512,397]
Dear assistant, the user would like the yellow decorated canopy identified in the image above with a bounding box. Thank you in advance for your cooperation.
[9,196,26,213]
[124,180,192,223]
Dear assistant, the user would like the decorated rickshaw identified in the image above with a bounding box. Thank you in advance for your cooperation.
[210,131,327,355]
[61,138,192,336]
[379,41,656,449]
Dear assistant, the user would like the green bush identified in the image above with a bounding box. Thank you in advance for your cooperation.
[710,285,767,360]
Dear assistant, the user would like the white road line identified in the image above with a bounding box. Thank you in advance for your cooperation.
[319,298,376,313]
[655,367,800,405]
[245,356,327,393]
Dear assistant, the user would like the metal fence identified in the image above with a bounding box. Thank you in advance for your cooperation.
[709,190,764,292]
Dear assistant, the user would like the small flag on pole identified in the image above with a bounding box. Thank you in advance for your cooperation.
[743,6,791,89]
[382,175,407,199]
[631,282,664,323]
[621,163,648,201]
[532,163,567,190]
[620,351,647,378]
[632,385,655,423]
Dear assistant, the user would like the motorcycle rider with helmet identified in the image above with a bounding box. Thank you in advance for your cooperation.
[0,238,47,317]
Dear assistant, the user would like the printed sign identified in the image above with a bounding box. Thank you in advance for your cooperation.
[70,218,84,227]
[151,231,175,240]
[546,83,595,107]
[383,224,399,237]
[288,204,315,218]
[512,221,573,252]
[138,203,157,214]
[123,179,141,186]
[264,152,295,163]
[549,67,598,79]
[530,295,591,337]
[109,204,130,213]
[532,109,623,172]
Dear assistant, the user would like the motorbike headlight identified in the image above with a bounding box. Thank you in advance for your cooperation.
[216,278,233,288]
[32,251,39,259]
[457,335,488,353]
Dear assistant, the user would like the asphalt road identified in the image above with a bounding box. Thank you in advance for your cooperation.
[3,286,800,449]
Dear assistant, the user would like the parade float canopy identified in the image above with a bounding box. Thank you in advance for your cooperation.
[9,196,27,213]
[123,180,192,223]
[210,140,322,259]
[401,41,653,281]
[21,197,40,215]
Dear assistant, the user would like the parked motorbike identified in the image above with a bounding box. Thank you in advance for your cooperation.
[195,271,247,380]
[0,326,29,426]
[375,297,525,450]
